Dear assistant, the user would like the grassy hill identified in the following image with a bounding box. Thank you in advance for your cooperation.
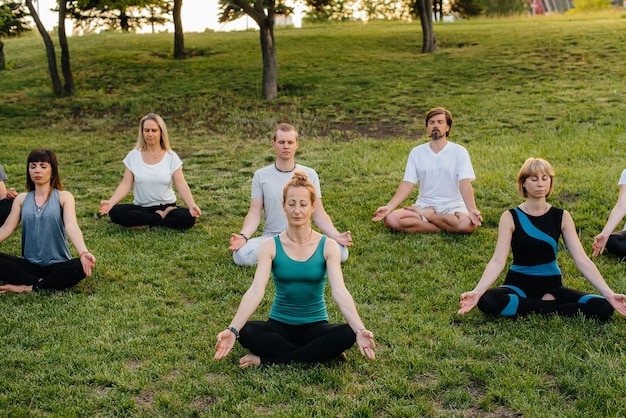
[1,11,626,416]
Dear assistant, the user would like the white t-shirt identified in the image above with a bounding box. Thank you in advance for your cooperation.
[123,149,182,207]
[251,164,322,236]
[403,141,476,207]
[618,169,626,230]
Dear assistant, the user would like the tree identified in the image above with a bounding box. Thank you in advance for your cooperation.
[220,0,294,99]
[68,0,170,33]
[0,1,30,70]
[25,0,74,96]
[173,0,184,58]
[411,0,437,53]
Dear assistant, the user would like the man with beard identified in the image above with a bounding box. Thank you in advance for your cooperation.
[373,107,482,234]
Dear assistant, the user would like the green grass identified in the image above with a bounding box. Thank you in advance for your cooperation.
[2,10,626,416]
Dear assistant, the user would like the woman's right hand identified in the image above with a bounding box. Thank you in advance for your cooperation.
[99,200,112,215]
[591,233,609,257]
[214,330,237,360]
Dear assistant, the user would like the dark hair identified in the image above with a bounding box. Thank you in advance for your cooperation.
[425,107,453,137]
[26,149,63,192]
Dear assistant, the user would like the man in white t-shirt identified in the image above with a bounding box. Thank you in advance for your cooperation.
[373,107,482,234]
[229,123,352,266]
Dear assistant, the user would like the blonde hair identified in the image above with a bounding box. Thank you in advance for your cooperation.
[272,123,298,142]
[135,113,172,151]
[517,157,555,198]
[283,171,316,204]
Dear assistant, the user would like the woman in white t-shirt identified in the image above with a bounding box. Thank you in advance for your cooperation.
[592,169,626,258]
[99,113,201,230]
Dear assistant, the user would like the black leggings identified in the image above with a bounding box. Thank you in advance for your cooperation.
[109,203,196,230]
[606,230,626,257]
[477,284,614,320]
[0,253,86,290]
[238,319,356,365]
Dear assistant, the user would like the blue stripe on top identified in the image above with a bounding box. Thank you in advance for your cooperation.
[511,207,561,276]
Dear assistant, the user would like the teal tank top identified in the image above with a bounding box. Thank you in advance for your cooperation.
[21,189,71,265]
[269,235,328,325]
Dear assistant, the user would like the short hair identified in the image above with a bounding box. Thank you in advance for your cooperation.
[273,123,298,142]
[26,149,63,192]
[135,113,172,151]
[425,107,453,137]
[283,171,316,205]
[517,157,555,198]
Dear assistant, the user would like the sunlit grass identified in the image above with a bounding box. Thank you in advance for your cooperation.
[1,11,626,416]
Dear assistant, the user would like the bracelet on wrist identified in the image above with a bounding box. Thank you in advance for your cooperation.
[238,233,249,242]
[228,326,240,339]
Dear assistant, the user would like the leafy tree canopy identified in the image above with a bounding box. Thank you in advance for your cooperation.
[0,1,30,38]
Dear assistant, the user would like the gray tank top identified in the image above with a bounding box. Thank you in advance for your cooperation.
[21,189,71,265]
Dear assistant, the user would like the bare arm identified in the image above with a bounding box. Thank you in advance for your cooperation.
[459,178,482,226]
[172,168,201,217]
[229,198,263,251]
[372,181,415,221]
[60,191,96,276]
[592,184,626,257]
[313,199,353,247]
[215,238,274,359]
[562,210,626,316]
[99,168,134,215]
[458,211,514,314]
[326,238,375,359]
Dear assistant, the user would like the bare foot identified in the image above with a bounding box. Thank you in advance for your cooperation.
[155,206,177,219]
[541,293,556,301]
[0,284,34,294]
[239,354,261,369]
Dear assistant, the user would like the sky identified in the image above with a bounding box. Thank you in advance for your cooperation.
[32,0,278,33]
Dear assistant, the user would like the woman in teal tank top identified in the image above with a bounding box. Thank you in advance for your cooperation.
[215,171,375,368]
[0,150,96,293]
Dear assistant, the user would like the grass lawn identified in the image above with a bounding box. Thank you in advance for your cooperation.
[1,10,626,416]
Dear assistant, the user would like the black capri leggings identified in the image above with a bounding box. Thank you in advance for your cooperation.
[109,203,196,230]
[238,319,356,365]
[0,253,86,290]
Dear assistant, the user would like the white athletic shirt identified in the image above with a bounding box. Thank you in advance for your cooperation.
[403,141,476,207]
[123,149,182,207]
[618,169,626,230]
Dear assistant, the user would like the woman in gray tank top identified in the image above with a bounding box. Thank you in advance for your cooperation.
[0,149,96,293]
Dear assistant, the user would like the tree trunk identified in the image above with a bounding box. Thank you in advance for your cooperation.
[173,0,185,59]
[25,0,63,96]
[0,40,5,70]
[415,0,437,53]
[58,0,74,95]
[259,19,277,100]
[120,12,129,32]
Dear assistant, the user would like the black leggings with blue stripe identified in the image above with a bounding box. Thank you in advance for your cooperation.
[477,284,614,320]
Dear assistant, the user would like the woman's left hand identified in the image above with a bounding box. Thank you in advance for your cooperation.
[190,205,201,218]
[80,252,96,277]
[356,329,376,360]
[606,293,626,316]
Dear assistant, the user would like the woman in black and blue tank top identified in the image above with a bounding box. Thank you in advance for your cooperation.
[0,150,96,293]
[215,171,375,368]
[458,158,626,320]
